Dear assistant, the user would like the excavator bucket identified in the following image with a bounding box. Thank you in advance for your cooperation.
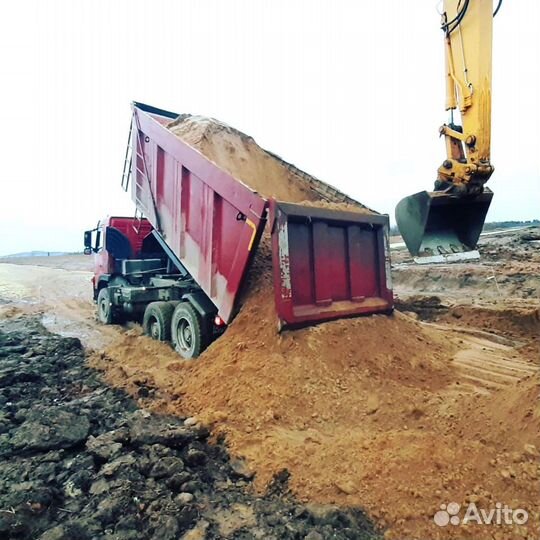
[395,188,493,263]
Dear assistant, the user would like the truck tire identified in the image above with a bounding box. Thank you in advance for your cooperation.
[171,302,204,359]
[143,302,175,342]
[97,287,116,325]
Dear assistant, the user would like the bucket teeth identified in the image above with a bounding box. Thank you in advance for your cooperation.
[395,189,494,259]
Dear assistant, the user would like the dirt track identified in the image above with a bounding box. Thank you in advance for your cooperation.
[0,257,117,350]
[0,228,539,540]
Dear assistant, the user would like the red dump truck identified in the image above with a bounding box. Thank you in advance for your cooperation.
[85,102,393,358]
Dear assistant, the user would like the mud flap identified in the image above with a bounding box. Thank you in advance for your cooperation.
[395,189,493,260]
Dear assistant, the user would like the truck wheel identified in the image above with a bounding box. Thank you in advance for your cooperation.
[143,302,175,342]
[171,303,204,359]
[97,287,116,324]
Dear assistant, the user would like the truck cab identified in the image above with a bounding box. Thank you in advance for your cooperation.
[84,216,154,300]
[84,217,222,358]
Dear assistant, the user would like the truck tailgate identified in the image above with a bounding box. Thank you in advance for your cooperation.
[270,201,393,327]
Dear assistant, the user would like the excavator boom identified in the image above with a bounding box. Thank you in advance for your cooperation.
[396,0,497,262]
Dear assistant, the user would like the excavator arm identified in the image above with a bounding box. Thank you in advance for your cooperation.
[396,0,499,262]
[438,0,495,193]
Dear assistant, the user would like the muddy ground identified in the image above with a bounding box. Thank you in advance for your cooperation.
[0,317,378,540]
[0,227,539,540]
[393,228,540,373]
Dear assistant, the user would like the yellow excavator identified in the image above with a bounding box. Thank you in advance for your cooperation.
[396,0,502,263]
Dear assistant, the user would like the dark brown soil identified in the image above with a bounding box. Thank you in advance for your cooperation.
[0,317,380,540]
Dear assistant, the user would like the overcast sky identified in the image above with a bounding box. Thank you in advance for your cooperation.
[0,0,538,255]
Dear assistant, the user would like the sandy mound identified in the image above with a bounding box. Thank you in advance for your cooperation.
[88,124,539,539]
[91,246,540,539]
[92,312,539,540]
[167,114,374,212]
[444,304,540,339]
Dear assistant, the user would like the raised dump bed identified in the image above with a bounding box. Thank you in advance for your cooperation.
[87,102,393,357]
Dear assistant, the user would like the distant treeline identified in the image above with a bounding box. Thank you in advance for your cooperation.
[0,251,72,259]
[481,220,540,231]
[389,219,539,236]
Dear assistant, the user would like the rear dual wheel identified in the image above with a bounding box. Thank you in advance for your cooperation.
[97,287,119,324]
[143,300,207,359]
[142,301,177,342]
[171,303,204,359]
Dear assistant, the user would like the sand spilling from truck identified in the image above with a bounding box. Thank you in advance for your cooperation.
[92,240,540,540]
[90,118,540,538]
[2,230,539,539]
[167,114,374,212]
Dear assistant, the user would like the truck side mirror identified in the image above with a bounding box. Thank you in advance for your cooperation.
[84,231,92,255]
[95,229,102,253]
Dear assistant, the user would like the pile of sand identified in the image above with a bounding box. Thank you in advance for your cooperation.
[92,247,456,535]
[167,114,374,211]
[89,241,540,539]
[93,308,540,540]
[90,118,539,539]
[92,245,539,538]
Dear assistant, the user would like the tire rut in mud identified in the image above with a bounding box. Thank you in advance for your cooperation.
[0,317,380,540]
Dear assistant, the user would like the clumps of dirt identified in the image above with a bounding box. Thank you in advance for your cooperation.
[92,241,540,539]
[394,297,540,356]
[0,317,381,540]
[394,295,450,321]
[446,304,540,338]
[392,228,540,299]
[94,244,494,538]
[520,230,540,242]
[480,227,540,263]
[167,114,374,211]
[0,305,26,320]
[454,371,540,450]
[393,260,540,302]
